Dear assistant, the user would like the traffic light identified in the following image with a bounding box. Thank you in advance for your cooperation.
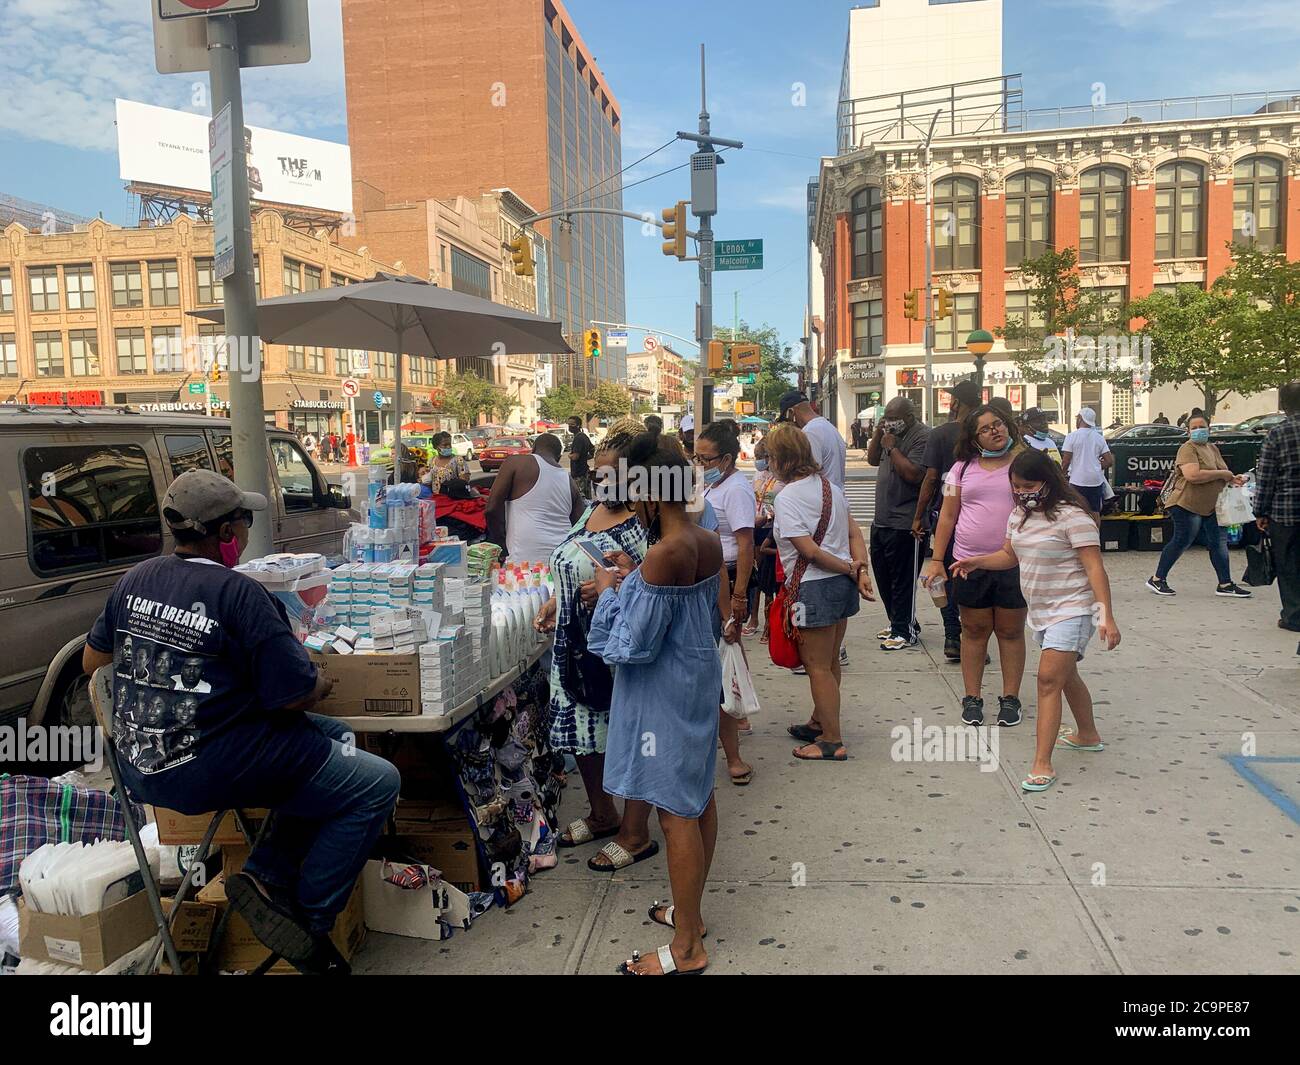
[902,288,920,320]
[935,288,952,320]
[584,327,602,359]
[661,200,687,259]
[509,231,534,276]
[706,340,726,373]
[209,362,220,383]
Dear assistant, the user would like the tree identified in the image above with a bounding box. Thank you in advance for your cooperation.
[437,370,514,427]
[1125,284,1258,418]
[998,247,1137,393]
[537,382,590,423]
[1217,243,1300,387]
[713,321,799,418]
[588,381,632,421]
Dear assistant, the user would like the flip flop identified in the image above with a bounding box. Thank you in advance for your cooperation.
[648,899,707,938]
[730,764,755,786]
[793,739,847,761]
[587,839,660,872]
[1057,735,1105,751]
[787,723,823,743]
[617,943,707,976]
[1021,773,1057,792]
[557,818,618,848]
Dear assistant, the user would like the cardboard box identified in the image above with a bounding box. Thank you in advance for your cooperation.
[394,829,481,892]
[310,651,421,716]
[161,898,218,953]
[18,891,155,971]
[197,873,366,974]
[152,807,268,845]
[221,843,251,880]
[361,859,471,940]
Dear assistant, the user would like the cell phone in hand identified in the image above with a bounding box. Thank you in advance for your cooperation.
[576,538,619,571]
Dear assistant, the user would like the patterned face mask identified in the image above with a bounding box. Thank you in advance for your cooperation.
[1013,489,1045,510]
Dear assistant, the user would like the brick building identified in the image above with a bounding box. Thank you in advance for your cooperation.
[342,0,627,391]
[627,344,689,412]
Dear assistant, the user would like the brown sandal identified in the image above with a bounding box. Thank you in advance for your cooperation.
[793,739,847,761]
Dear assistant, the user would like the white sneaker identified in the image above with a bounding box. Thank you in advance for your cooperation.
[876,625,892,640]
[791,665,807,676]
[839,647,850,665]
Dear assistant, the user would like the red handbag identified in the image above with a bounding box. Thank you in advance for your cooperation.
[768,476,833,669]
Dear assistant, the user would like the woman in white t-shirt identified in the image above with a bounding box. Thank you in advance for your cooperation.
[768,424,873,762]
[952,448,1120,794]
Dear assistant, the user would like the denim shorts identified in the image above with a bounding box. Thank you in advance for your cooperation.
[796,574,860,628]
[1031,614,1096,660]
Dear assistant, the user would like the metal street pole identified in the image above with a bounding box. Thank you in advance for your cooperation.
[921,109,940,426]
[208,14,273,557]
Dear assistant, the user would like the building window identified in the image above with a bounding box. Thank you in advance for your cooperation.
[306,346,325,373]
[283,258,303,294]
[148,260,180,307]
[69,329,100,376]
[934,176,979,270]
[0,268,12,313]
[116,327,148,374]
[851,299,882,357]
[33,331,63,376]
[1004,290,1047,349]
[1155,162,1204,259]
[111,263,143,308]
[253,254,261,294]
[198,323,227,371]
[29,266,60,312]
[1005,172,1053,267]
[0,333,16,376]
[24,444,162,576]
[335,348,350,375]
[851,187,883,278]
[195,258,224,304]
[152,326,182,373]
[375,352,394,379]
[287,345,306,371]
[450,247,492,301]
[934,293,980,351]
[304,264,322,291]
[1084,286,1127,328]
[1079,167,1127,263]
[65,264,96,310]
[1233,155,1284,250]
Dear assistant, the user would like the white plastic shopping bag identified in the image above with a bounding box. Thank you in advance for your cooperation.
[1216,476,1255,526]
[719,636,760,720]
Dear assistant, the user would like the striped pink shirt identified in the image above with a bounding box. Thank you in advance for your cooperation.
[1007,505,1100,630]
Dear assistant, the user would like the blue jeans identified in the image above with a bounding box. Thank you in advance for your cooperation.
[1156,505,1232,585]
[243,714,400,934]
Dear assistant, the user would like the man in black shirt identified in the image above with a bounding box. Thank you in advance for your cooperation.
[567,415,594,495]
[911,379,981,661]
[83,470,399,974]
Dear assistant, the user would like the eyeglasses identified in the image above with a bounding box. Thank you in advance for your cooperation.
[692,452,724,466]
[236,509,254,528]
[976,420,1008,437]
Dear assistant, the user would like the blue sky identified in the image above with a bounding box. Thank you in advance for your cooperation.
[2,0,1298,366]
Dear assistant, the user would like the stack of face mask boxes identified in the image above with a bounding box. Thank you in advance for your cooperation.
[419,625,477,716]
[325,562,450,646]
[460,580,493,677]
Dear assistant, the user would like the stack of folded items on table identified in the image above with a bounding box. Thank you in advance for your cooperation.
[462,580,494,676]
[418,638,457,717]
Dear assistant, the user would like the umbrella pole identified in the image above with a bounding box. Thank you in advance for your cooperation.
[393,328,403,482]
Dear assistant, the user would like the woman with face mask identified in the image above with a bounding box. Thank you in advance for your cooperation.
[748,437,785,641]
[424,432,471,495]
[584,430,725,975]
[922,405,1029,727]
[532,418,657,871]
[1145,416,1253,598]
[951,448,1119,792]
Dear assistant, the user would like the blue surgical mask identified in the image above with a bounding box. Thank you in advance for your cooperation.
[439,447,454,457]
[754,459,769,472]
[1190,428,1210,444]
[1030,430,1049,441]
[702,466,724,486]
[980,440,1013,459]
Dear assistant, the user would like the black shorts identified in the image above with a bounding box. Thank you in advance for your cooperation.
[953,566,1027,611]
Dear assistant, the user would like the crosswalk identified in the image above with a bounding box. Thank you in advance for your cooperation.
[843,477,877,527]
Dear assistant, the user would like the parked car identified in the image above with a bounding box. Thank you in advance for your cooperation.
[477,435,532,471]
[466,425,507,447]
[400,432,475,464]
[0,407,358,732]
[1104,423,1188,441]
[1234,412,1286,434]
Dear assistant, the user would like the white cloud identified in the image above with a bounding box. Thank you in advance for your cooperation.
[756,186,810,213]
[0,0,348,153]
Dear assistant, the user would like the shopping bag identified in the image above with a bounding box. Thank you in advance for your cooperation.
[768,586,802,669]
[1243,533,1276,587]
[1216,479,1255,526]
[719,638,760,720]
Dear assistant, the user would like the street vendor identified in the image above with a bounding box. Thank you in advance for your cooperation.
[82,469,400,975]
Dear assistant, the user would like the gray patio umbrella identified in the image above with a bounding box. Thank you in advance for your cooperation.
[189,272,572,475]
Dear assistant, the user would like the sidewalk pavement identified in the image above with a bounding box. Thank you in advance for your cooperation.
[359,547,1299,976]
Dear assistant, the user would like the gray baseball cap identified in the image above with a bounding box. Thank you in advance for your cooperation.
[162,470,267,535]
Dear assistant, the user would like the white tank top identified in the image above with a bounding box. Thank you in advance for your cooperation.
[506,455,573,565]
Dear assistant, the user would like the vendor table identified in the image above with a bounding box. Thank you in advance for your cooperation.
[333,641,550,734]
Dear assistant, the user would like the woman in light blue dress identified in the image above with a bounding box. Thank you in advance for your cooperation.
[588,431,722,976]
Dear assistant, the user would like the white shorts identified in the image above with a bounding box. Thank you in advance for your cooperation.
[1031,614,1095,660]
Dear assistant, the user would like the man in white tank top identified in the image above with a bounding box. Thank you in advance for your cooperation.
[485,433,584,564]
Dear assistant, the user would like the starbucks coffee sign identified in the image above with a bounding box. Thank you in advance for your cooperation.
[137,401,207,413]
[291,399,345,410]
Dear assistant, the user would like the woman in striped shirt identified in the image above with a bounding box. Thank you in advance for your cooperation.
[951,448,1120,793]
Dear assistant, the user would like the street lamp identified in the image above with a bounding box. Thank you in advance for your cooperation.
[965,329,995,393]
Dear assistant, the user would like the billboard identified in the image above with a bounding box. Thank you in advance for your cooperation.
[115,99,352,214]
